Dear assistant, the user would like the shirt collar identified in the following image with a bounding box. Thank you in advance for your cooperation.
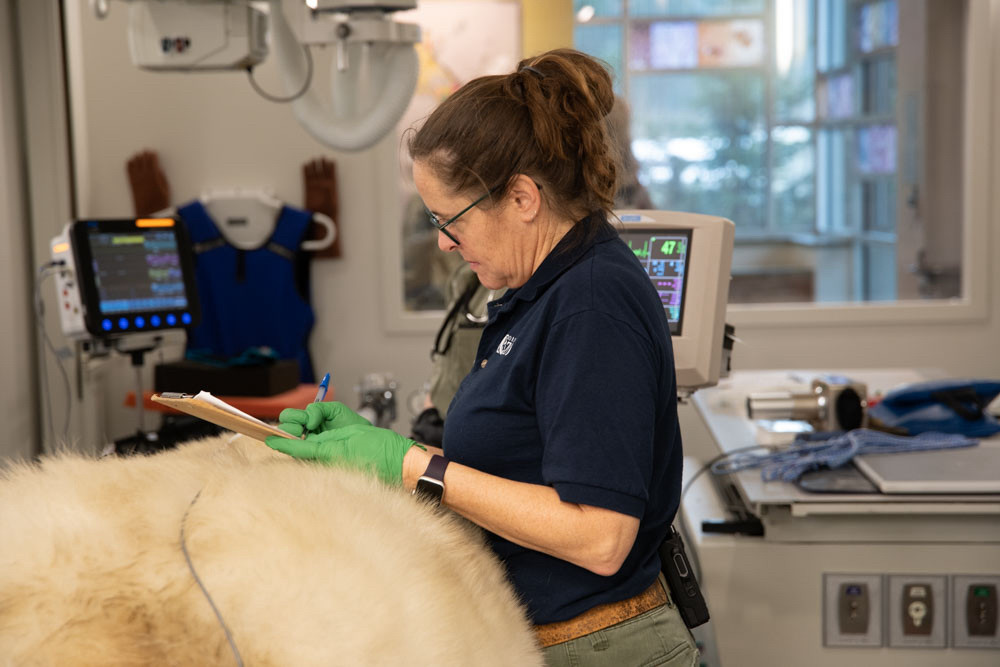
[496,211,617,306]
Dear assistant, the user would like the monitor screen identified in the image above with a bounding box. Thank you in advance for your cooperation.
[69,218,200,338]
[619,228,693,336]
[88,228,190,315]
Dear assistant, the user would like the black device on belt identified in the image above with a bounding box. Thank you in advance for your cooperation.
[658,524,711,628]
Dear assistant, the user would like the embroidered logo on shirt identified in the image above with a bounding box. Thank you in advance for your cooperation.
[496,334,517,356]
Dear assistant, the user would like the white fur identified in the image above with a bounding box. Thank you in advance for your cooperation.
[0,436,543,666]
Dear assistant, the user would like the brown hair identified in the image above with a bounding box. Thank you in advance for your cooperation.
[408,48,618,229]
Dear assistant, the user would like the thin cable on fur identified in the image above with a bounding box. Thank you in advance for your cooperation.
[246,44,313,103]
[180,490,244,667]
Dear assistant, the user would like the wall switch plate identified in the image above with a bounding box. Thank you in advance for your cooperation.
[824,573,883,647]
[952,575,1000,649]
[887,575,946,648]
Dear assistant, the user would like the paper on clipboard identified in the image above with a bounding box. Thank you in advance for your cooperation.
[150,392,296,442]
[193,391,271,428]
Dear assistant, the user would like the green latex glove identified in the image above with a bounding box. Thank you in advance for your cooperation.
[265,424,424,485]
[276,401,371,438]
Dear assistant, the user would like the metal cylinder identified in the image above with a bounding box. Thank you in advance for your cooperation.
[746,391,823,422]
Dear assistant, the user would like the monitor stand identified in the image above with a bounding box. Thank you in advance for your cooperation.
[110,334,165,456]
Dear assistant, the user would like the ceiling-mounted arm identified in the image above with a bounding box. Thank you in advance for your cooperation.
[267,0,420,152]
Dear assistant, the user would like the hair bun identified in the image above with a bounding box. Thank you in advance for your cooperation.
[518,49,615,120]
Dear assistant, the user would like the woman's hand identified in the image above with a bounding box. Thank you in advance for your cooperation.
[265,424,424,485]
[276,401,370,437]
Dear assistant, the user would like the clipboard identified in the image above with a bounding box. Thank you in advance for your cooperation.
[151,391,296,442]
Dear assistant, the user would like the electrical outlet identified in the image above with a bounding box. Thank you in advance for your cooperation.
[823,573,883,647]
[952,575,1000,649]
[839,582,871,634]
[902,583,933,636]
[887,575,946,648]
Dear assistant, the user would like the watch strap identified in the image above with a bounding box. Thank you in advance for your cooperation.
[423,454,449,482]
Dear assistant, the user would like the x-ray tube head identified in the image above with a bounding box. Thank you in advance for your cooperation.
[107,0,422,152]
[125,1,269,70]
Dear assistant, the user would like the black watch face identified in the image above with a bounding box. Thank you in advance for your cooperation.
[416,478,444,504]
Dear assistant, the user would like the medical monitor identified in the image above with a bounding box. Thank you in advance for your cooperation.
[614,210,735,391]
[51,218,201,340]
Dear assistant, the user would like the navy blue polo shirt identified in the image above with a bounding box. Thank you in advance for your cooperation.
[442,215,683,624]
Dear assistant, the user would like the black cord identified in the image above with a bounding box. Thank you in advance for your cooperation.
[34,263,72,446]
[180,490,244,667]
[246,44,313,103]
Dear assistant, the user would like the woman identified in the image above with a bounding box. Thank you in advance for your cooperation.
[410,93,652,448]
[267,48,697,666]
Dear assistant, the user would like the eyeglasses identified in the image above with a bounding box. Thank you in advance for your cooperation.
[424,187,497,246]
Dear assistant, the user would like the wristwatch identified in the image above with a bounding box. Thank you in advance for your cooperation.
[414,454,449,506]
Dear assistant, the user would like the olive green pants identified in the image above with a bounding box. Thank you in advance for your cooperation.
[541,577,700,667]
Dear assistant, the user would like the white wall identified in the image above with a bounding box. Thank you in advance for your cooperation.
[0,0,39,461]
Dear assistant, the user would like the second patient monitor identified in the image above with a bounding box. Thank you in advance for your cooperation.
[614,210,735,392]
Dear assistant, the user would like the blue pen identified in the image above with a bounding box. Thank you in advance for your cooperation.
[300,373,331,439]
[314,372,330,403]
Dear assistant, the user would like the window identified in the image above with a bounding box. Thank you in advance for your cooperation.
[575,0,967,304]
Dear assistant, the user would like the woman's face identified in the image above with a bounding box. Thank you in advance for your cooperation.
[413,160,531,290]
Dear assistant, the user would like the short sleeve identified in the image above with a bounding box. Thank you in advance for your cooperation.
[536,310,660,518]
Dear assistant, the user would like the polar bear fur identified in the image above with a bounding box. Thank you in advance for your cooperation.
[0,435,543,666]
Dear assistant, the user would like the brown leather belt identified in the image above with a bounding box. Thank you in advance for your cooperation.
[534,579,668,648]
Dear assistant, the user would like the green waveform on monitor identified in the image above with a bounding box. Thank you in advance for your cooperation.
[628,239,652,259]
